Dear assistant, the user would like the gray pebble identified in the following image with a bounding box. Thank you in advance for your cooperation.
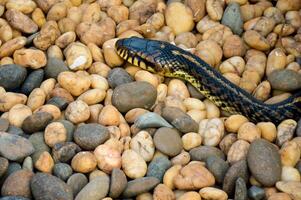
[0,118,9,132]
[147,157,172,181]
[134,112,173,129]
[67,173,88,197]
[112,81,157,113]
[47,96,68,110]
[0,197,30,200]
[268,69,301,91]
[206,155,229,184]
[52,142,81,163]
[53,163,73,181]
[234,177,247,200]
[0,133,34,161]
[28,132,50,153]
[154,127,183,157]
[0,64,27,91]
[45,57,69,79]
[190,146,225,161]
[223,159,249,195]
[247,139,281,186]
[31,172,73,200]
[0,162,22,186]
[22,112,53,134]
[109,168,127,198]
[107,68,133,89]
[75,176,109,200]
[221,3,243,35]
[22,156,33,171]
[248,186,265,200]
[162,106,198,133]
[7,125,26,137]
[122,177,159,198]
[58,120,75,142]
[20,69,44,95]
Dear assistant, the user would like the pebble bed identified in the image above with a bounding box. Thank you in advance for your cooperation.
[0,0,300,200]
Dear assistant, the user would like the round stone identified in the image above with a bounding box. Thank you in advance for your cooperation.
[107,67,133,89]
[52,142,81,163]
[268,69,301,91]
[112,81,157,113]
[154,127,183,157]
[122,177,160,198]
[147,156,172,182]
[206,156,229,184]
[31,173,73,200]
[71,152,97,173]
[109,168,127,198]
[221,3,243,35]
[67,173,88,197]
[0,64,27,91]
[189,146,225,161]
[247,139,281,186]
[74,123,110,150]
[53,163,73,181]
[20,69,44,95]
[22,112,53,134]
[28,132,50,153]
[45,57,69,79]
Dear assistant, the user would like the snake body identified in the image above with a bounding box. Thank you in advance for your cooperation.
[116,37,301,124]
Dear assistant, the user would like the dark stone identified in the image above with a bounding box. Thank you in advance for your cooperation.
[67,173,88,197]
[52,142,81,163]
[297,118,301,136]
[221,3,243,35]
[190,146,225,161]
[206,155,229,184]
[234,177,247,200]
[22,112,53,133]
[0,162,22,186]
[107,68,133,89]
[73,123,110,150]
[31,173,73,200]
[296,161,301,174]
[20,69,44,95]
[122,177,160,198]
[109,168,127,198]
[58,120,75,142]
[248,186,265,200]
[7,125,25,136]
[47,96,68,110]
[187,83,205,100]
[28,132,50,153]
[147,157,172,181]
[53,163,73,181]
[0,118,9,132]
[268,69,301,91]
[45,57,69,79]
[0,64,27,91]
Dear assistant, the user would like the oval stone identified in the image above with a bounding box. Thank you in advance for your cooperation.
[20,69,44,95]
[268,69,301,91]
[22,112,53,134]
[0,64,27,91]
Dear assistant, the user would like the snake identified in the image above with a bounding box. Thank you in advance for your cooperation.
[115,37,301,124]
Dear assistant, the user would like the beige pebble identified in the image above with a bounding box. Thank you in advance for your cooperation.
[64,42,92,70]
[280,141,301,167]
[277,119,297,146]
[8,104,32,127]
[219,133,237,154]
[87,104,103,123]
[163,165,182,189]
[103,38,124,67]
[44,122,67,147]
[182,132,202,151]
[98,105,120,126]
[0,57,14,65]
[167,79,190,100]
[187,109,207,124]
[238,122,261,142]
[276,181,301,200]
[195,40,223,67]
[104,89,113,105]
[204,99,220,118]
[130,131,155,162]
[153,184,175,200]
[219,56,246,76]
[55,31,76,49]
[125,108,149,123]
[13,48,47,69]
[119,122,131,137]
[243,30,270,51]
[94,144,122,174]
[281,166,301,182]
[89,169,109,181]
[71,151,97,173]
[26,88,46,111]
[47,45,63,60]
[199,118,224,146]
[50,88,74,103]
[164,96,186,112]
[34,151,54,173]
[183,98,206,111]
[268,193,292,200]
[178,191,201,200]
[206,0,224,21]
[58,71,91,96]
[65,100,90,124]
[257,122,277,142]
[266,48,287,75]
[87,43,104,63]
[227,140,250,164]
[225,114,249,133]
[0,36,27,58]
[90,74,109,90]
[122,149,147,179]
[136,193,153,200]
[0,92,27,112]
[156,83,168,102]
[34,104,61,120]
[171,151,191,166]
[135,70,159,88]
[77,89,106,105]
[199,187,228,200]
[40,78,56,100]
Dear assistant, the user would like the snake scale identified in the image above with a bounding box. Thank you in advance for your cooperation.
[116,37,301,124]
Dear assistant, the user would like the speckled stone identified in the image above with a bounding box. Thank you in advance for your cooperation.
[147,157,172,181]
[248,186,265,200]
[109,168,127,198]
[22,112,53,134]
[20,69,44,95]
[53,163,73,181]
[234,177,247,200]
[47,97,68,110]
[122,177,160,198]
[67,173,88,197]
[190,146,225,161]
[52,142,81,163]
[0,64,27,91]
[221,3,243,35]
[206,155,229,184]
[107,68,133,89]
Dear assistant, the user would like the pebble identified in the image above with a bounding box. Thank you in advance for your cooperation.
[189,146,225,161]
[7,125,26,137]
[107,68,133,89]
[1,169,34,198]
[52,142,81,163]
[53,163,73,181]
[67,173,88,197]
[0,197,30,200]
[0,118,9,132]
[147,156,172,181]
[268,69,301,91]
[94,144,121,173]
[75,176,109,200]
[122,177,160,198]
[206,156,229,184]
[187,83,205,100]
[33,151,54,173]
[227,140,250,164]
[277,119,297,146]
[280,141,300,167]
[31,173,73,200]
[109,168,127,198]
[162,106,198,133]
[276,181,301,200]
[134,112,173,129]
[199,187,228,200]
[47,97,68,110]
[71,152,97,173]
[248,186,265,200]
[44,57,69,79]
[297,119,301,136]
[234,177,247,200]
[199,118,224,146]
[281,166,300,181]
[221,3,243,35]
[22,112,53,133]
[178,191,201,200]
[182,132,202,150]
[223,159,249,195]
[174,162,215,190]
[112,81,157,113]
[0,157,9,177]
[65,100,90,124]
[59,120,75,142]
[171,151,190,166]
[153,184,175,200]
[22,156,33,171]
[4,162,22,178]
[0,64,27,91]
[296,161,301,174]
[154,127,183,157]
[130,131,155,162]
[122,149,147,179]
[20,69,44,95]
[74,123,109,150]
[247,139,281,186]
[28,132,50,153]
[0,132,34,161]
